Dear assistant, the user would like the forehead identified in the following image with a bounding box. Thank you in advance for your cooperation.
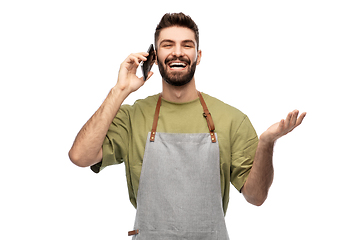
[158,26,196,44]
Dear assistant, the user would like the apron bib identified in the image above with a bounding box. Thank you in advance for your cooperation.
[129,92,230,240]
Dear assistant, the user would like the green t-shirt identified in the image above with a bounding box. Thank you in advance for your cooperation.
[91,93,258,214]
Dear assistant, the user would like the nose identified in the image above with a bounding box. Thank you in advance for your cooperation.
[172,45,184,57]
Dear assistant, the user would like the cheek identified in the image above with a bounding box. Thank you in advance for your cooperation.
[157,53,168,65]
[156,54,164,65]
[187,51,198,62]
[157,49,170,59]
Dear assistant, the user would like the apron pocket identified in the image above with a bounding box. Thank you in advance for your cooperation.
[134,229,218,240]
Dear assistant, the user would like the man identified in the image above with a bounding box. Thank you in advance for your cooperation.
[69,13,306,239]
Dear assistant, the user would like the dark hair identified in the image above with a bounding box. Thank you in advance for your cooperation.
[155,12,199,50]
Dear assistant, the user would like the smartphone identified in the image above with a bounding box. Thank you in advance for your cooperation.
[141,44,156,81]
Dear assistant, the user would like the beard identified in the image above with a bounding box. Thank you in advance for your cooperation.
[158,55,197,87]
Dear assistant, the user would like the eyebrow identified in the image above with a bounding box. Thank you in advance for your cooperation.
[182,40,196,45]
[159,39,195,45]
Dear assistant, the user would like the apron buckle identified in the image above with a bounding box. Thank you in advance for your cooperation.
[128,229,139,236]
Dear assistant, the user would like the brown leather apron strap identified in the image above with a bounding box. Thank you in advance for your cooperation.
[150,92,216,143]
[198,91,216,143]
[150,93,162,142]
[128,229,139,236]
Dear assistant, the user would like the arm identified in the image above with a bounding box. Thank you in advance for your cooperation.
[68,52,153,167]
[241,110,306,206]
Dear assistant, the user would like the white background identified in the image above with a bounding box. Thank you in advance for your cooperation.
[1,0,359,239]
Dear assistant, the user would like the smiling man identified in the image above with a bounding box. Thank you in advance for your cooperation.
[157,26,199,87]
[69,13,306,239]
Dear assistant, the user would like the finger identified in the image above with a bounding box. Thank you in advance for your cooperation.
[295,112,307,127]
[129,54,146,65]
[134,52,149,61]
[139,51,149,56]
[124,55,139,67]
[142,71,154,81]
[146,71,154,80]
[287,112,306,133]
[278,119,285,131]
[290,110,299,126]
[284,111,292,128]
[127,53,148,65]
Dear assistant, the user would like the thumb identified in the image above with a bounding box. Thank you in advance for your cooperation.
[144,71,154,81]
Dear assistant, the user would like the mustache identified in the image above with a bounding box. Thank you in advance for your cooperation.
[164,56,190,65]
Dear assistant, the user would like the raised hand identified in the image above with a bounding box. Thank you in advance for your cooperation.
[116,52,154,93]
[260,110,306,144]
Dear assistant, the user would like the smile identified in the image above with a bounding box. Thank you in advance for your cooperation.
[168,62,188,70]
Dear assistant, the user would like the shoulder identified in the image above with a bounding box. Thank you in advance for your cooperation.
[201,93,247,121]
[201,93,257,137]
[119,93,160,114]
[133,93,160,108]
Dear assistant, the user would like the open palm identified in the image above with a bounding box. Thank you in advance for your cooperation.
[261,110,306,143]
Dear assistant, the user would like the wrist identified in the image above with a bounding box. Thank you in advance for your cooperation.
[112,84,131,98]
[259,133,276,146]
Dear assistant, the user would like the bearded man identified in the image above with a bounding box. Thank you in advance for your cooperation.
[69,12,306,239]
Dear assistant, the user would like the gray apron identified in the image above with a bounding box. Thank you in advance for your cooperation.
[129,92,230,240]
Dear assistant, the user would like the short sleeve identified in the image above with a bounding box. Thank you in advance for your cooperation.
[230,116,258,192]
[90,105,131,173]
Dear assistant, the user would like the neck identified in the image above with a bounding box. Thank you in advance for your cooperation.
[161,78,198,103]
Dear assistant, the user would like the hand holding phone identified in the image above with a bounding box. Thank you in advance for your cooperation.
[141,44,156,81]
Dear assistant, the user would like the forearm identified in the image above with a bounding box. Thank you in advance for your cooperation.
[242,137,275,206]
[69,86,130,167]
[242,110,306,206]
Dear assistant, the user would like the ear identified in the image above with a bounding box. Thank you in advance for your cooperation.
[154,50,158,65]
[196,50,202,65]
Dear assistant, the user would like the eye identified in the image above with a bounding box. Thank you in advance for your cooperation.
[183,43,195,49]
[162,43,173,48]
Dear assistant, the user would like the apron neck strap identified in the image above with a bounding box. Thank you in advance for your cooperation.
[150,92,216,143]
[198,91,216,143]
[150,93,162,142]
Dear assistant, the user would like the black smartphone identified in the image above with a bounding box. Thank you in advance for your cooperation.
[141,44,155,81]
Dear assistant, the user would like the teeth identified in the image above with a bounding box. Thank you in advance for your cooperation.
[169,62,186,68]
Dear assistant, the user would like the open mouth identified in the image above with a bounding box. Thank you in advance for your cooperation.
[169,63,186,69]
[169,62,187,69]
